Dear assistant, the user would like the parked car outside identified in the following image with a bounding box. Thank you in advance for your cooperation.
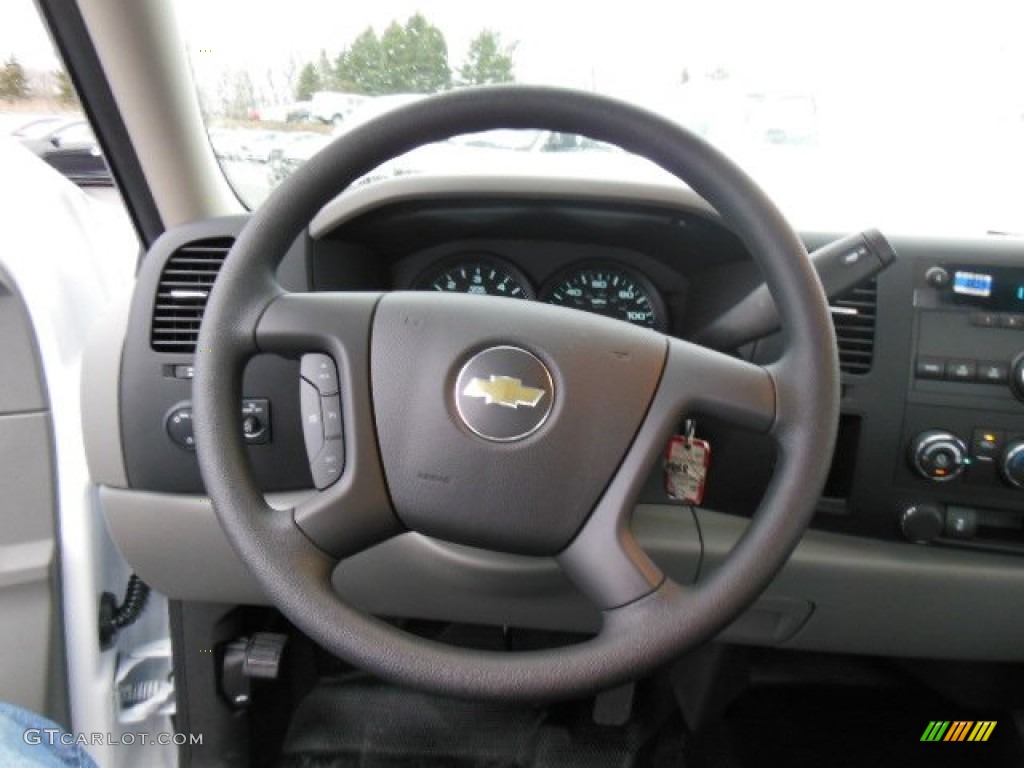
[253,101,313,123]
[13,117,112,186]
[309,90,369,125]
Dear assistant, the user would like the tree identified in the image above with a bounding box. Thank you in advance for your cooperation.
[218,70,256,119]
[267,57,300,105]
[316,49,335,91]
[335,27,388,94]
[0,55,29,102]
[384,13,451,93]
[335,15,451,95]
[458,30,516,86]
[295,62,320,101]
[55,69,79,106]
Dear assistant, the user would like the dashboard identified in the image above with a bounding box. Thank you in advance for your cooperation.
[94,175,1024,659]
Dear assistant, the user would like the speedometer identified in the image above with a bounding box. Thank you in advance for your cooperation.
[415,256,534,300]
[541,263,666,330]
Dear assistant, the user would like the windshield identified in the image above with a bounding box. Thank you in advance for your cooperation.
[176,0,1024,236]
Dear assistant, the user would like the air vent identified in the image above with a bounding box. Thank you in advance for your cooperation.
[150,238,232,353]
[831,278,878,375]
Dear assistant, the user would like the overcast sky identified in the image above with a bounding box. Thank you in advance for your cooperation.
[4,0,1024,233]
[2,0,59,69]
[174,0,852,97]
[4,0,1024,110]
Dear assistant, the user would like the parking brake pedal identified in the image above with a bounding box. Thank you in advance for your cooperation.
[220,632,288,708]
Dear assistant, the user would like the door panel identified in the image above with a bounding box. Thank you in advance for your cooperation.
[0,274,68,724]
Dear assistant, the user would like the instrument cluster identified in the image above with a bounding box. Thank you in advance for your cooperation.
[413,253,668,331]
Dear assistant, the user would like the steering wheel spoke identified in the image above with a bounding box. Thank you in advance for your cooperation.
[254,291,382,356]
[557,504,665,611]
[664,336,777,433]
[557,337,775,610]
[289,480,401,560]
[254,291,400,558]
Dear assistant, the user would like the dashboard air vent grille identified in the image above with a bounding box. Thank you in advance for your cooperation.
[150,238,232,353]
[831,278,878,375]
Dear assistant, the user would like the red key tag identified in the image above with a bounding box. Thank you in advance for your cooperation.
[665,424,711,504]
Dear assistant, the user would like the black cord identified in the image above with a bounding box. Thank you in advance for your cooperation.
[99,574,151,650]
[112,574,151,629]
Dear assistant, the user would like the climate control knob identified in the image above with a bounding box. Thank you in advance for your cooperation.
[1011,352,1024,402]
[899,503,945,544]
[1001,440,1024,488]
[909,431,967,481]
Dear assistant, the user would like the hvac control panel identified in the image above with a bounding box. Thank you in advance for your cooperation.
[897,262,1024,551]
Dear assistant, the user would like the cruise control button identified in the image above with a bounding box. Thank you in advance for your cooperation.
[945,360,976,381]
[311,439,345,489]
[301,353,339,395]
[915,357,945,380]
[300,379,324,460]
[321,394,342,439]
[977,361,1008,383]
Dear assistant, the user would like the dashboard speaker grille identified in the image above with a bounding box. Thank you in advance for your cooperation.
[831,277,878,375]
[150,238,232,353]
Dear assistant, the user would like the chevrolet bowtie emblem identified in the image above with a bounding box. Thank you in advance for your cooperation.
[462,376,545,409]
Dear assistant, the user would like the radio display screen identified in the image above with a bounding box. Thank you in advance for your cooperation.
[947,265,1024,310]
[953,270,993,298]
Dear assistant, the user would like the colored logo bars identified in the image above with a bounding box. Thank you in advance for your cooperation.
[921,721,996,742]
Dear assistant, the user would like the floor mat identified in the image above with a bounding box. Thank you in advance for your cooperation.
[276,674,1024,767]
[276,677,660,768]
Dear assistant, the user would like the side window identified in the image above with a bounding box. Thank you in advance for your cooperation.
[3,0,137,276]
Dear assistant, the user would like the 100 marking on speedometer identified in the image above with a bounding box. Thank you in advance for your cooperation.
[542,264,665,330]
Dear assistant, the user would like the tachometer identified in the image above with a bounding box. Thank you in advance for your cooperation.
[541,263,666,330]
[415,256,534,299]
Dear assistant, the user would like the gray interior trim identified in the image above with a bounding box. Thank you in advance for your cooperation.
[309,174,718,239]
[0,282,48,413]
[0,414,57,545]
[102,488,1024,660]
[698,509,1024,660]
[0,540,55,589]
[77,0,241,226]
[0,578,58,717]
[81,289,132,489]
[99,487,312,604]
[0,268,64,721]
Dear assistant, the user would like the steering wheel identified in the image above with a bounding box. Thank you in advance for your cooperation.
[193,86,839,700]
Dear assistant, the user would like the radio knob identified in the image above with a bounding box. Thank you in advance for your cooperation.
[909,431,967,481]
[899,503,945,544]
[924,266,951,289]
[1011,353,1024,402]
[1001,440,1024,488]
